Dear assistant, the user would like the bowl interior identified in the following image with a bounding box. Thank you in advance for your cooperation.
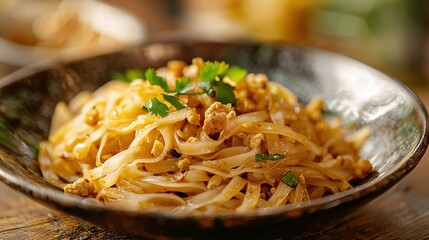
[0,42,427,238]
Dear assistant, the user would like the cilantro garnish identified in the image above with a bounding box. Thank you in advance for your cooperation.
[255,153,284,162]
[117,60,247,117]
[170,149,182,158]
[224,66,247,82]
[199,61,229,83]
[162,94,186,110]
[281,171,300,188]
[196,82,215,97]
[141,98,169,118]
[145,68,171,92]
[215,81,236,105]
[199,61,247,104]
[175,77,191,92]
[141,95,186,117]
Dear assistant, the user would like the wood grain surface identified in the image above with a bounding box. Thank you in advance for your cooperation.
[1,88,429,240]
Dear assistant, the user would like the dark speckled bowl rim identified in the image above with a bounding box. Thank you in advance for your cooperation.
[0,42,428,222]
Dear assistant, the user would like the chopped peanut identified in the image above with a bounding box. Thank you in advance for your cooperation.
[64,178,95,197]
[354,159,372,179]
[244,133,264,149]
[246,73,268,89]
[167,60,186,77]
[236,97,256,113]
[187,109,201,125]
[202,102,235,136]
[151,140,164,157]
[177,157,191,171]
[192,57,204,68]
[84,107,99,126]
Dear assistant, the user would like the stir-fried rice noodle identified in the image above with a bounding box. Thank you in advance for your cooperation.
[38,58,372,212]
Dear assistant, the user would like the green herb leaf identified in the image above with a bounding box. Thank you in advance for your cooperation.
[170,149,181,158]
[141,97,169,117]
[215,81,236,105]
[224,66,247,82]
[175,77,191,92]
[145,68,170,92]
[255,153,284,162]
[197,82,216,97]
[200,62,219,82]
[200,61,229,82]
[163,94,186,110]
[176,83,199,95]
[177,86,205,95]
[281,171,300,188]
[217,61,229,76]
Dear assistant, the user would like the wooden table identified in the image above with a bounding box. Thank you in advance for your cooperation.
[1,87,429,239]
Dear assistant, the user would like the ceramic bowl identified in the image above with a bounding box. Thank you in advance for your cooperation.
[0,42,427,239]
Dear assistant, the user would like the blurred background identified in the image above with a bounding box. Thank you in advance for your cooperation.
[0,0,428,85]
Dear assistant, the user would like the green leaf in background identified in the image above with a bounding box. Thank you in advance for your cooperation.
[112,69,145,83]
[125,69,145,81]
